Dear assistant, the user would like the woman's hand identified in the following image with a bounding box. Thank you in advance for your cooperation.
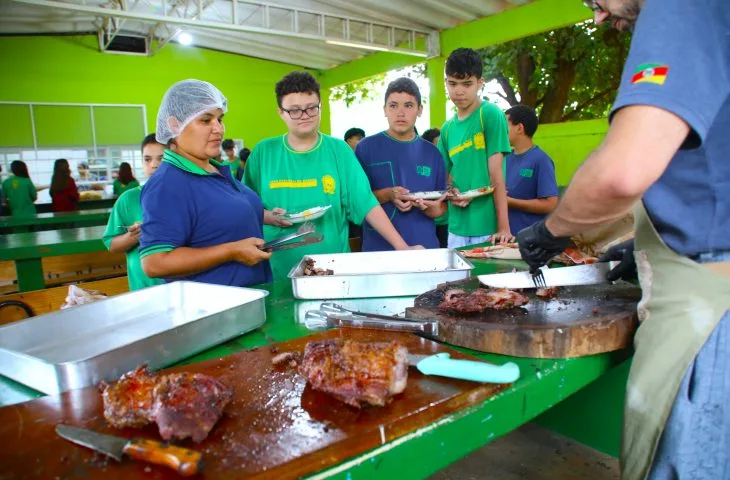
[264,208,294,227]
[229,237,272,266]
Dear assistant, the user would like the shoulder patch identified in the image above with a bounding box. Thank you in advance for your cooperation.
[631,63,669,85]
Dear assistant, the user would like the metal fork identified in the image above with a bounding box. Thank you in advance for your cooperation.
[530,267,547,288]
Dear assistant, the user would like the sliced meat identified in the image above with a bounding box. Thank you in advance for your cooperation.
[299,339,408,408]
[100,365,158,429]
[536,287,560,299]
[272,351,301,368]
[152,373,233,443]
[439,288,529,314]
[443,288,468,303]
[302,257,334,276]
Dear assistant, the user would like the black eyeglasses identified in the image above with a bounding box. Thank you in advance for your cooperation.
[281,104,320,120]
[582,0,604,12]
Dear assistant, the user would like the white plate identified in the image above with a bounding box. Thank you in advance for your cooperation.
[281,205,332,224]
[406,190,448,200]
[452,186,495,199]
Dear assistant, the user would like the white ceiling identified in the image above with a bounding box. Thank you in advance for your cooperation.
[0,0,533,70]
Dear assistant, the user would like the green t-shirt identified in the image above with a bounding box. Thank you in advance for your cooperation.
[113,178,140,197]
[438,101,511,237]
[102,186,164,291]
[2,176,37,217]
[244,133,379,279]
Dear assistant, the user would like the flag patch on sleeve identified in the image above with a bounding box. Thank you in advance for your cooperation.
[631,63,669,85]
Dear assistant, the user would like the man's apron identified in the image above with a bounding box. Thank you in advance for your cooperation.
[621,205,730,480]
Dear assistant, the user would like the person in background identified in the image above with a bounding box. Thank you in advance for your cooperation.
[103,134,165,291]
[422,128,440,146]
[439,48,512,249]
[112,162,140,197]
[344,127,365,151]
[50,158,79,212]
[76,162,104,192]
[504,105,558,233]
[2,160,37,217]
[356,77,447,251]
[222,138,240,180]
[235,147,250,182]
[244,71,421,279]
[140,79,277,287]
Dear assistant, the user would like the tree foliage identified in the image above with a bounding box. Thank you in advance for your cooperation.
[329,63,428,107]
[480,21,631,123]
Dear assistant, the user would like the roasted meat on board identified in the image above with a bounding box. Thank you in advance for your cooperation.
[100,365,232,443]
[299,339,408,408]
[439,288,529,313]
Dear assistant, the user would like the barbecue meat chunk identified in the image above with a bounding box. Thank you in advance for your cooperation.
[439,288,529,313]
[302,257,334,276]
[152,373,233,443]
[536,286,560,299]
[299,339,408,408]
[100,365,158,428]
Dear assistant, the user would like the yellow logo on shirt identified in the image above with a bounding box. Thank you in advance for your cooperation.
[448,140,473,157]
[322,175,336,195]
[269,179,318,189]
[473,132,485,150]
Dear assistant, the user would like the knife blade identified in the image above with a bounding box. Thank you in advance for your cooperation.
[55,424,202,476]
[407,353,520,384]
[477,262,619,289]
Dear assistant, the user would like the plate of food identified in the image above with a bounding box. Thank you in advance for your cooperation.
[461,243,521,260]
[280,205,332,224]
[450,185,495,200]
[405,190,448,200]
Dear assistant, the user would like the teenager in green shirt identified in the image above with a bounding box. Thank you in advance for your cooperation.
[112,162,140,196]
[438,48,512,249]
[244,71,421,279]
[102,135,165,291]
[2,161,38,217]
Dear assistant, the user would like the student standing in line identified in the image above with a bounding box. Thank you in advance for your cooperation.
[244,71,421,279]
[103,134,165,291]
[356,77,447,251]
[2,160,37,217]
[422,128,440,146]
[221,138,241,180]
[50,158,80,212]
[112,162,140,197]
[344,127,365,151]
[438,48,512,248]
[235,147,250,182]
[421,127,448,248]
[504,105,558,233]
[140,79,281,287]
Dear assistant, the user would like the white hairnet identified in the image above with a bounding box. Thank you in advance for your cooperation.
[155,79,228,144]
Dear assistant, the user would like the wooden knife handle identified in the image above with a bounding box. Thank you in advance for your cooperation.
[123,438,203,476]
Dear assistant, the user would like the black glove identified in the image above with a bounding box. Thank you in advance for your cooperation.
[599,239,636,282]
[516,220,572,272]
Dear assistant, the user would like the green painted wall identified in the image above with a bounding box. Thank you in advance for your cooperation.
[534,118,608,185]
[0,35,308,147]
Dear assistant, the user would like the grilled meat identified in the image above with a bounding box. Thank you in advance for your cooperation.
[100,365,158,428]
[439,288,529,314]
[299,339,408,408]
[272,351,301,368]
[101,366,231,442]
[153,373,233,443]
[536,286,560,299]
[302,258,334,276]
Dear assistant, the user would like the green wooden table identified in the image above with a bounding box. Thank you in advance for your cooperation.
[0,225,108,292]
[0,256,629,478]
[0,208,111,233]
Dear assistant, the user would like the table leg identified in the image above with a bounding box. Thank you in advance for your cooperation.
[15,258,45,292]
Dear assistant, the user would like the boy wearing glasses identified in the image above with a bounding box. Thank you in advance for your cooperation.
[244,71,419,279]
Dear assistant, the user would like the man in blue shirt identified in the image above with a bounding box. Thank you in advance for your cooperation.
[517,1,730,479]
[504,105,558,234]
[355,77,447,251]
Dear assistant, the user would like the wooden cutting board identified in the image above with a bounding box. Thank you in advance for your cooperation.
[405,282,641,358]
[0,329,509,480]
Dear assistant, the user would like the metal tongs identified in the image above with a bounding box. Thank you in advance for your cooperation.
[304,302,439,336]
[261,222,323,252]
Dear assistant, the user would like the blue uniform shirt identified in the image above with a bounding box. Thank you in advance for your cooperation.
[505,146,558,234]
[139,150,272,286]
[610,0,730,256]
[355,132,447,251]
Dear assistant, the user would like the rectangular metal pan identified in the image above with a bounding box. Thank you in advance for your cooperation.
[0,281,268,395]
[288,248,474,299]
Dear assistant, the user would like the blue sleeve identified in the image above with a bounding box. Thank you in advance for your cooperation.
[139,172,193,258]
[431,145,447,190]
[535,151,558,199]
[610,0,730,147]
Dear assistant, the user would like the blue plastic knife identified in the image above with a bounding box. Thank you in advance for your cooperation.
[407,352,520,384]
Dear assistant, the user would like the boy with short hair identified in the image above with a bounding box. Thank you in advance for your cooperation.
[504,105,558,234]
[439,48,512,248]
[244,71,419,279]
[102,133,165,291]
[344,127,365,151]
[356,77,447,251]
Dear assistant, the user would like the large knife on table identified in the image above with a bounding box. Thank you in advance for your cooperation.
[55,424,202,476]
[478,261,619,289]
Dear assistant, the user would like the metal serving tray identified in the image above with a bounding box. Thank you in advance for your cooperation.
[288,248,474,299]
[0,281,268,395]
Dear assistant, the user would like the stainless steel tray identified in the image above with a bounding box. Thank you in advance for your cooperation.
[0,281,268,395]
[288,248,474,299]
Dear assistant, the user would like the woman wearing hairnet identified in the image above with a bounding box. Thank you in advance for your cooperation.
[139,79,274,286]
